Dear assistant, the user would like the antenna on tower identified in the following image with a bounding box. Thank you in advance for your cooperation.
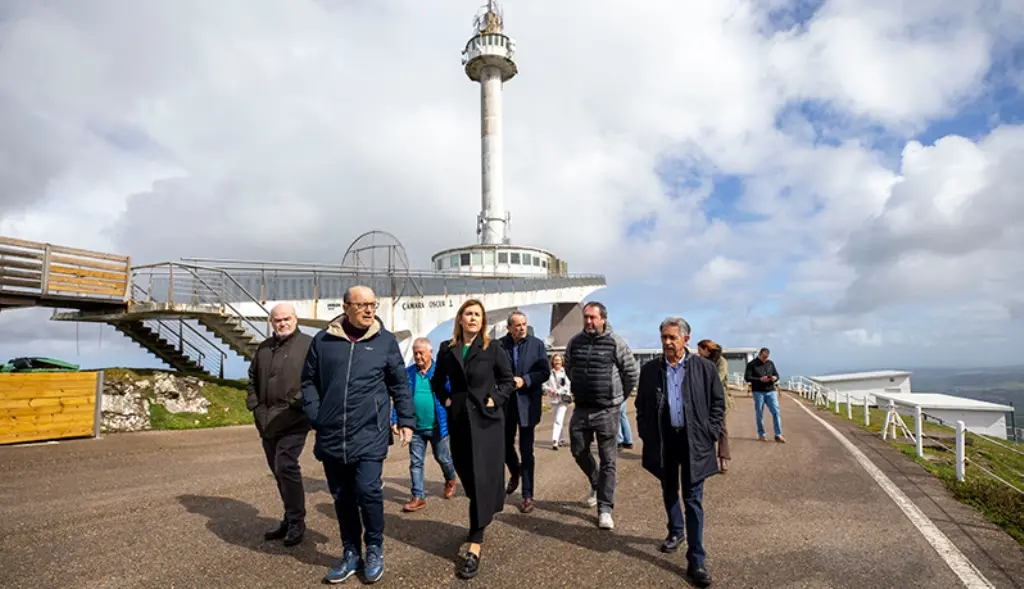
[473,0,504,34]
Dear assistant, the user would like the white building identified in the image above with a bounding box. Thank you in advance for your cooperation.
[874,392,1015,440]
[809,370,912,405]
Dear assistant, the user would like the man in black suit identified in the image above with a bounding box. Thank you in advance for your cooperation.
[635,316,725,588]
[499,311,551,513]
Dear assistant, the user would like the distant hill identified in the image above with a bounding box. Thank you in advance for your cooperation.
[905,365,1024,410]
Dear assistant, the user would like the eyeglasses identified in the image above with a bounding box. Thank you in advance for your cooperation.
[346,301,378,311]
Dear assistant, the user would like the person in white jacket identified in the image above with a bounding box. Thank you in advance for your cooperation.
[543,354,573,450]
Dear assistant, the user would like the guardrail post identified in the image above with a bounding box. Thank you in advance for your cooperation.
[846,392,852,420]
[864,395,870,427]
[955,420,965,482]
[834,392,840,414]
[914,405,923,458]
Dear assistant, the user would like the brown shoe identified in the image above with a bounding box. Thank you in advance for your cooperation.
[444,478,457,500]
[402,497,427,512]
[775,435,786,443]
[758,435,767,442]
[519,498,534,513]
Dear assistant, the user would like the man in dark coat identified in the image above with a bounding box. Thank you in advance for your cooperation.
[246,302,313,547]
[300,285,416,585]
[499,311,551,513]
[635,316,724,589]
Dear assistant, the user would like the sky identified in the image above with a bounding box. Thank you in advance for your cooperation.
[1,0,1023,379]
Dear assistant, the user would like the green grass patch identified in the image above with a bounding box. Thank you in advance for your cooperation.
[813,398,1024,545]
[102,367,254,431]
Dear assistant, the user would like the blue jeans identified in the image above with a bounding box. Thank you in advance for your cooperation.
[662,426,706,569]
[409,428,456,499]
[617,400,633,445]
[753,391,783,438]
[322,458,384,553]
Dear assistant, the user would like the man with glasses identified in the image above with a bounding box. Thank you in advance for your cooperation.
[301,285,416,585]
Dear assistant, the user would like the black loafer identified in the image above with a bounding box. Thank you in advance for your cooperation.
[282,521,305,546]
[264,521,287,541]
[457,552,480,580]
[688,565,712,588]
[660,534,683,553]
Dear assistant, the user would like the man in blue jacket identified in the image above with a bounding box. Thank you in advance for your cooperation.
[301,285,415,585]
[499,311,551,513]
[390,337,457,512]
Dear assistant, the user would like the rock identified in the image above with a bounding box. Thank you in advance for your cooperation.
[100,371,212,433]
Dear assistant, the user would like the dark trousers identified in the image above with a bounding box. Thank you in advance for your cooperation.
[661,426,706,569]
[322,458,385,553]
[504,399,537,499]
[261,431,308,523]
[569,405,620,513]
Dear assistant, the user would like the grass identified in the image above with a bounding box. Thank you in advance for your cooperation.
[102,367,254,431]
[813,398,1024,546]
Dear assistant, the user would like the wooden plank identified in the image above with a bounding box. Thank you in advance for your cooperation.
[0,276,43,290]
[0,377,97,389]
[1,405,96,419]
[0,409,95,427]
[1,388,97,400]
[0,245,44,260]
[44,274,126,290]
[49,264,128,282]
[0,423,93,444]
[0,268,43,281]
[0,258,45,271]
[45,280,126,297]
[50,243,129,263]
[48,254,128,273]
[0,236,48,250]
[0,372,98,383]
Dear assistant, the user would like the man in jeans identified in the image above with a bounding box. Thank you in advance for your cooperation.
[301,285,415,585]
[745,347,785,443]
[246,303,313,547]
[392,337,457,512]
[564,301,639,530]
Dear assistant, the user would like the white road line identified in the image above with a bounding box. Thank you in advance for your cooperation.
[789,395,995,589]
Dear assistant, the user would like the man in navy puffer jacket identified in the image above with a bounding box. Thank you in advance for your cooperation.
[301,285,415,585]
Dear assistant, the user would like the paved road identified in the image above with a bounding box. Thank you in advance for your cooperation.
[0,393,993,588]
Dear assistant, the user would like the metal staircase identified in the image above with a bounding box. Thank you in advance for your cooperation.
[196,314,262,359]
[112,319,224,377]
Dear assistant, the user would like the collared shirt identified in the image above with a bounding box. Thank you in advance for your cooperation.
[666,357,686,428]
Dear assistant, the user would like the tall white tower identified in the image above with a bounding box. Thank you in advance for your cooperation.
[464,1,517,245]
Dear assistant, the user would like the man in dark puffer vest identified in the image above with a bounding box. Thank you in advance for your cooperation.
[564,301,639,531]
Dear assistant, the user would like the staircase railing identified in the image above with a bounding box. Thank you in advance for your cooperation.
[129,263,270,339]
[127,284,228,377]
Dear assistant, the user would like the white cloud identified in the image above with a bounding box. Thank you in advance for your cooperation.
[1,0,1023,374]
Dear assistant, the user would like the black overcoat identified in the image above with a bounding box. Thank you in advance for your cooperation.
[431,336,515,530]
[634,352,725,485]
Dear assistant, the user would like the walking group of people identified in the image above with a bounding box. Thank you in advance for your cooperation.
[245,286,786,587]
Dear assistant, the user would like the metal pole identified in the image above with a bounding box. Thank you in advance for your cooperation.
[835,391,840,414]
[914,405,923,458]
[864,395,870,427]
[846,392,852,420]
[955,420,966,482]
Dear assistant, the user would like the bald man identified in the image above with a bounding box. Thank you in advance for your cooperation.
[246,302,314,547]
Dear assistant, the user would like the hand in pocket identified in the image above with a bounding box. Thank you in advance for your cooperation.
[485,397,495,408]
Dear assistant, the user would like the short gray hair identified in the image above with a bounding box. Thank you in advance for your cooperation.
[659,316,691,336]
[411,337,432,349]
[507,310,527,326]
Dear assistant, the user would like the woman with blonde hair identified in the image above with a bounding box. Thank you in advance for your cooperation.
[697,339,733,472]
[430,299,515,580]
[542,353,572,450]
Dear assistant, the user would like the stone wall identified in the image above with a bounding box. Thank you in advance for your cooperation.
[101,371,211,433]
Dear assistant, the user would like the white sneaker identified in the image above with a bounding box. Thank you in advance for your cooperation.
[585,489,598,508]
[598,512,614,530]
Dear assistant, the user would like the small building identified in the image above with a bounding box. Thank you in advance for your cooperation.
[809,370,912,405]
[874,392,1015,440]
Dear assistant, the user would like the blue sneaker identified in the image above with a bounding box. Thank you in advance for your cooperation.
[323,549,362,584]
[363,544,384,584]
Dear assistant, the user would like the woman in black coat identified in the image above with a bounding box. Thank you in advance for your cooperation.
[431,298,515,580]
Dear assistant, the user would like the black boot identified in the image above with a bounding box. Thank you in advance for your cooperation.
[264,520,287,541]
[283,520,305,547]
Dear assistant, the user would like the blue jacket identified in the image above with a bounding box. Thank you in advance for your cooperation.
[300,316,415,463]
[391,362,449,438]
[499,333,551,427]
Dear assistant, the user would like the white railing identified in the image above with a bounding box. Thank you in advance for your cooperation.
[788,385,1023,492]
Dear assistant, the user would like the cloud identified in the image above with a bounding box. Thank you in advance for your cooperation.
[1,0,1023,376]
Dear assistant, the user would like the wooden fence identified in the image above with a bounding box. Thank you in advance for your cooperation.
[0,371,104,445]
[0,236,129,302]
